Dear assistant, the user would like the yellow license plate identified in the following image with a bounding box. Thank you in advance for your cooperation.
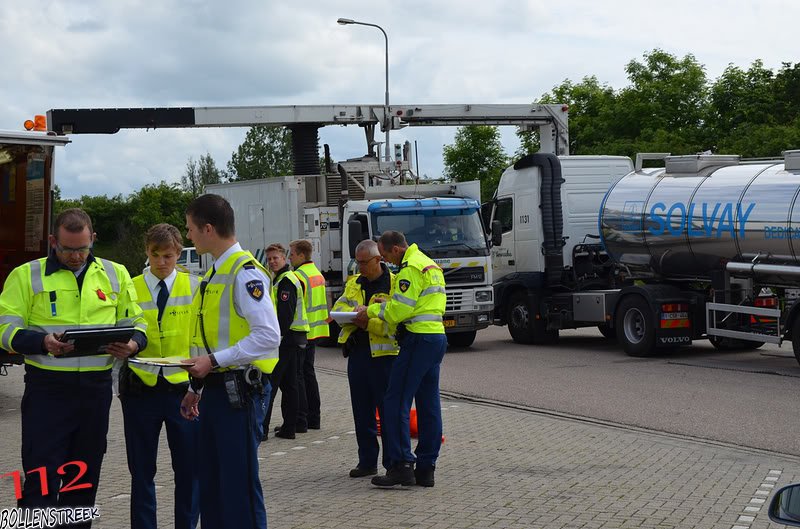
[443,319,456,328]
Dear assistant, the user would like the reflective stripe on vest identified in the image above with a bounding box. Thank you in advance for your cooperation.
[130,273,199,386]
[196,251,278,374]
[271,270,310,332]
[294,262,329,340]
[18,257,145,371]
[333,274,398,357]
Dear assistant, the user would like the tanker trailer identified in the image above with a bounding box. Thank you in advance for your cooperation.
[600,150,800,361]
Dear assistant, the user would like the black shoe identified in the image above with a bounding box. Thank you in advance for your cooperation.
[371,462,416,487]
[308,424,321,430]
[273,425,284,432]
[349,466,378,478]
[274,429,296,440]
[296,426,308,433]
[414,466,435,487]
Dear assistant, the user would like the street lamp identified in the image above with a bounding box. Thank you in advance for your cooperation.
[337,17,391,163]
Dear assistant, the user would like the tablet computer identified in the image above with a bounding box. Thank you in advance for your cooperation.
[60,326,136,357]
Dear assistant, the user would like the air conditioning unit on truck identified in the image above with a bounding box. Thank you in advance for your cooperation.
[0,128,70,369]
[488,150,800,365]
[206,160,495,348]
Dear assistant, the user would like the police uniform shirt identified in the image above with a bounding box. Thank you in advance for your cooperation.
[208,242,281,367]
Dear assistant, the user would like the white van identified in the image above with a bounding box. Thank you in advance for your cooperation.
[144,246,205,276]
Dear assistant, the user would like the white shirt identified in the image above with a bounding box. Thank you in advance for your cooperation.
[209,242,281,367]
[144,267,177,299]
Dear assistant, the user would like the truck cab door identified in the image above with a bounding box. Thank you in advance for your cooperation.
[491,196,516,281]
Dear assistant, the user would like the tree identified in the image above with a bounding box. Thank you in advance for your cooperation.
[182,153,223,196]
[226,126,293,181]
[443,126,508,201]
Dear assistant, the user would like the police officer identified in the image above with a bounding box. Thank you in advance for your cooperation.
[122,224,200,529]
[0,208,147,527]
[333,239,398,478]
[179,194,280,529]
[355,230,447,488]
[263,242,308,440]
[288,239,328,431]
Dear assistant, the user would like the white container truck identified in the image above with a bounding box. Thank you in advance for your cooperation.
[207,167,496,347]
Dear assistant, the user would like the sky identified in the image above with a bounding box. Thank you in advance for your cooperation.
[1,0,798,199]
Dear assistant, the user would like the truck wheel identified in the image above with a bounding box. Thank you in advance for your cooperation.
[792,322,800,367]
[447,331,477,348]
[507,294,557,345]
[616,296,656,357]
[597,324,616,340]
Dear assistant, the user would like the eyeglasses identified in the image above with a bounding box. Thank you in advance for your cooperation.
[356,256,380,266]
[55,244,92,255]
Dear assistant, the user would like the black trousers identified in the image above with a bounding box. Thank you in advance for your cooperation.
[297,341,321,429]
[20,366,112,529]
[264,342,300,435]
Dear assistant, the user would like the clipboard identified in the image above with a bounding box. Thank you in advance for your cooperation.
[128,356,196,367]
[330,311,358,324]
[60,326,136,357]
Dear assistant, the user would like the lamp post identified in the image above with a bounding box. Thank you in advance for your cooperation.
[337,17,391,163]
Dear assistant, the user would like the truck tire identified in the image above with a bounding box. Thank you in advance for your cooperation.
[597,324,616,340]
[792,322,800,367]
[615,296,656,357]
[507,293,557,345]
[447,331,477,348]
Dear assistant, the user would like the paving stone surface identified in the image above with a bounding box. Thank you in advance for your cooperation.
[0,364,796,529]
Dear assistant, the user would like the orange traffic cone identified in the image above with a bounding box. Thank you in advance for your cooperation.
[375,408,445,443]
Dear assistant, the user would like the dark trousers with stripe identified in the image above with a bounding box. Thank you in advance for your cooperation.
[382,332,447,469]
[120,381,199,529]
[297,341,321,429]
[19,366,112,529]
[264,342,299,435]
[197,375,270,529]
[347,345,395,470]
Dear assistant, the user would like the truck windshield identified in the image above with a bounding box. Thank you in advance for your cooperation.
[372,209,489,257]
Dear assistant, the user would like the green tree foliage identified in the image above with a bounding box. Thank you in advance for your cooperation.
[55,183,193,275]
[523,49,800,161]
[443,125,509,201]
[226,126,293,181]
[182,153,223,196]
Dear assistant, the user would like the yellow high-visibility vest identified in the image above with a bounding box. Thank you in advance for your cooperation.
[294,262,330,340]
[0,256,146,372]
[271,269,310,333]
[333,272,399,357]
[192,250,278,374]
[130,272,200,385]
[367,244,446,334]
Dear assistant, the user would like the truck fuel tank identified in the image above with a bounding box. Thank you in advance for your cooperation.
[599,151,800,281]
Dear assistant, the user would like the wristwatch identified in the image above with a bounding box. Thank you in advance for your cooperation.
[208,353,220,369]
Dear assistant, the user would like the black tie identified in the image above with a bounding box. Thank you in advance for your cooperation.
[156,280,169,323]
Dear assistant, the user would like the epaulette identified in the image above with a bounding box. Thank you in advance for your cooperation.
[243,261,256,270]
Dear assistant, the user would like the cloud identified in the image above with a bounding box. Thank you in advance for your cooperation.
[2,0,800,199]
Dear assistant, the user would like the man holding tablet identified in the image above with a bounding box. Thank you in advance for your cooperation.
[0,208,147,526]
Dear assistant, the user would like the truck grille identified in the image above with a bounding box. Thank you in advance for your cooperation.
[442,266,485,285]
[446,289,473,312]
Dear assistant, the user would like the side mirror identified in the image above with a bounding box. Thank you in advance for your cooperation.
[491,220,503,247]
[769,483,800,526]
[348,219,364,257]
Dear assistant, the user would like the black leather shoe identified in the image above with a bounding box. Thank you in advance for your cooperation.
[371,462,416,487]
[349,467,378,478]
[273,425,284,432]
[296,426,308,433]
[274,429,296,440]
[308,424,321,430]
[414,466,435,487]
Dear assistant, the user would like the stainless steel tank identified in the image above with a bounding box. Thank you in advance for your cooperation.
[599,153,800,282]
